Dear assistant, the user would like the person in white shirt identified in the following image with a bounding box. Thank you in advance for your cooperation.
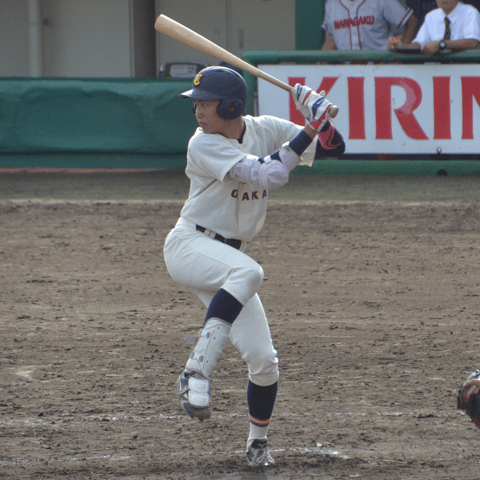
[388,0,480,53]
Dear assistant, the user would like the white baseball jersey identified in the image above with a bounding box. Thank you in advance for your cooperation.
[179,114,316,243]
[323,0,414,50]
[413,2,480,46]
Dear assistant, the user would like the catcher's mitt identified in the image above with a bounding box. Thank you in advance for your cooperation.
[458,369,480,429]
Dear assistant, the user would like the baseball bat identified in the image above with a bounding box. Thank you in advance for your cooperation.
[154,14,338,119]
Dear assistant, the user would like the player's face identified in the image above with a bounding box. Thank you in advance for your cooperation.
[194,99,226,134]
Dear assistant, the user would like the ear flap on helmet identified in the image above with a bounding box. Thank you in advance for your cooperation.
[219,99,245,120]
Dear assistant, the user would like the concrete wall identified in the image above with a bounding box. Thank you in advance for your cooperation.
[0,1,30,76]
[155,0,295,67]
[0,0,150,78]
[42,0,132,77]
[0,0,296,78]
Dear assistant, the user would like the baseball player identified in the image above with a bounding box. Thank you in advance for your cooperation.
[163,66,345,467]
[322,0,418,50]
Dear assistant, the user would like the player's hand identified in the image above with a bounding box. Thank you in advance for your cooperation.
[292,84,312,119]
[292,84,333,131]
[388,35,402,51]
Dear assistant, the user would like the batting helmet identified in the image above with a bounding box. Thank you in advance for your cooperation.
[179,66,247,120]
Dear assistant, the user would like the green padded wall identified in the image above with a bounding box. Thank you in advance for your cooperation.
[295,0,325,50]
[0,78,197,155]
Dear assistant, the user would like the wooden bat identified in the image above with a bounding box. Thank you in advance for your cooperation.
[154,14,338,119]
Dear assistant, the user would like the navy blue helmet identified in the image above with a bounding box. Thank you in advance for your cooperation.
[179,66,247,120]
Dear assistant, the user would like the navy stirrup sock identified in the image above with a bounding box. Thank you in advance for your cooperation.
[204,288,243,326]
[247,380,278,427]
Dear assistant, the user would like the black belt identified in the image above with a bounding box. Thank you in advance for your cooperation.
[196,225,242,250]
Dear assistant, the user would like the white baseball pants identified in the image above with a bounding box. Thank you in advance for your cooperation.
[164,218,279,386]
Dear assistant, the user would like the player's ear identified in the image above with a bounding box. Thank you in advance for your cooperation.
[224,99,245,119]
[192,102,197,114]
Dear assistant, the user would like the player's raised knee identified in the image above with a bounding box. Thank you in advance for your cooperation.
[243,263,264,293]
[225,262,264,305]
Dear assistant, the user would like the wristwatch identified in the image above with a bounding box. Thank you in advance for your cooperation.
[439,40,447,51]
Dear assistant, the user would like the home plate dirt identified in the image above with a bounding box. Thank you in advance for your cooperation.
[1,171,480,479]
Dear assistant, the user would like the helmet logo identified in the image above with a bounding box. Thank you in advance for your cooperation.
[193,73,203,86]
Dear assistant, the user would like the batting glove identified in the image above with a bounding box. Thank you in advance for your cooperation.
[292,84,333,131]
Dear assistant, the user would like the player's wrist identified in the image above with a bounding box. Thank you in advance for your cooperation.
[304,124,319,139]
[289,130,314,156]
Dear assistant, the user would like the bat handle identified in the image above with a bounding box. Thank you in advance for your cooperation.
[329,106,339,119]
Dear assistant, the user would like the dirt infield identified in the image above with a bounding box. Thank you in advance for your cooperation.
[1,170,480,479]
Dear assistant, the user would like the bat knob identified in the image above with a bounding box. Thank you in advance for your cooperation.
[329,105,339,119]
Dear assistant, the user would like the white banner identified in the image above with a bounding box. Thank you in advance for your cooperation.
[257,64,480,154]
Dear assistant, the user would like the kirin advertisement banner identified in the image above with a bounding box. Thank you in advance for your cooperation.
[257,64,480,154]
